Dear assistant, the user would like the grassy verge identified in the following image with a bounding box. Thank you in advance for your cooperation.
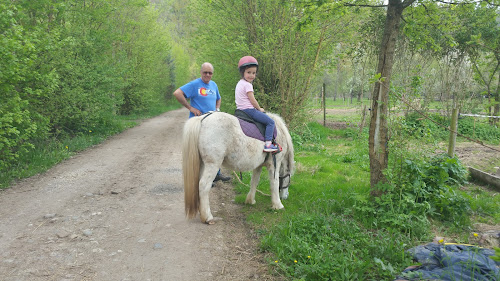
[0,102,180,189]
[234,120,499,280]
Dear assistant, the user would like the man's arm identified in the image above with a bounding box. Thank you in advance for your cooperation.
[173,88,202,116]
[216,98,221,111]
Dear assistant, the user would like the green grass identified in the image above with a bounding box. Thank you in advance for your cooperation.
[234,124,415,280]
[462,185,500,224]
[233,119,499,280]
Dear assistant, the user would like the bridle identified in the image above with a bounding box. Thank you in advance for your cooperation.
[279,173,291,190]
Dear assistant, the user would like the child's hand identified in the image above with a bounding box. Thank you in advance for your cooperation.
[259,108,265,112]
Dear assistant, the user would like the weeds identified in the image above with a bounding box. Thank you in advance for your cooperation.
[235,116,498,280]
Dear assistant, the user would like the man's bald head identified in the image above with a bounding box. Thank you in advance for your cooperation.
[200,62,214,84]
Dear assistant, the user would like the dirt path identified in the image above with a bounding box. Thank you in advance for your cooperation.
[0,109,276,281]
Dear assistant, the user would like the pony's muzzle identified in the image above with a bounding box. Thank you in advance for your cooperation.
[279,188,289,200]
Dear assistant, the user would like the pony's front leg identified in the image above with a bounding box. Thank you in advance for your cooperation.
[268,167,284,210]
[199,165,218,224]
[245,166,263,205]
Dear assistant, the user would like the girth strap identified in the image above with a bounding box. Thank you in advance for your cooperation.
[201,111,215,122]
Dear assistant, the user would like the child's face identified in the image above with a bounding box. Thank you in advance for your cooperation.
[243,66,257,83]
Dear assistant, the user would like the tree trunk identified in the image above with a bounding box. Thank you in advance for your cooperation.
[369,0,411,196]
[492,70,500,126]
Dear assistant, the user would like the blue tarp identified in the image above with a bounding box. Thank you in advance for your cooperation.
[396,243,500,281]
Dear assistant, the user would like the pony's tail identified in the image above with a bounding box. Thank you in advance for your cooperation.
[182,117,201,218]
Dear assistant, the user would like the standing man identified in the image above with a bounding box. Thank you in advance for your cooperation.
[173,62,231,182]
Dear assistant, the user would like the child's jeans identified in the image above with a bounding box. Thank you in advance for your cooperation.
[242,108,275,142]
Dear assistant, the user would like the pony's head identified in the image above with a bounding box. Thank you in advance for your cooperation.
[268,112,295,200]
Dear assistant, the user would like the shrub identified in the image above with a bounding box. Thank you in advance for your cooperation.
[359,154,471,230]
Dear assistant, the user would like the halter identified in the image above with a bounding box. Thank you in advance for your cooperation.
[279,173,291,190]
[266,146,290,190]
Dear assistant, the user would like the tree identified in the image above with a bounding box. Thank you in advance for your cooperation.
[367,0,416,194]
[186,0,360,124]
[453,3,500,125]
[348,0,497,193]
[0,0,175,173]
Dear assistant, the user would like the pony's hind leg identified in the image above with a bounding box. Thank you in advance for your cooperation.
[198,164,219,224]
[246,166,263,205]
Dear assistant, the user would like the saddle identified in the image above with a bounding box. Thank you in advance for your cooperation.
[234,109,277,142]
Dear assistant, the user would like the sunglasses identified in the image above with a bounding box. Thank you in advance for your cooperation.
[202,71,213,75]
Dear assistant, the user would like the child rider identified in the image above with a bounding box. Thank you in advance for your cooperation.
[235,56,278,153]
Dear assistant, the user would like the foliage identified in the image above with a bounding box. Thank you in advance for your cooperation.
[231,116,497,280]
[491,248,500,262]
[0,0,184,173]
[401,112,500,145]
[186,0,362,125]
[388,155,470,226]
[361,116,472,230]
[0,101,178,189]
[401,2,499,123]
[457,116,500,144]
[235,121,413,280]
[0,2,47,169]
[452,3,500,124]
[290,122,328,152]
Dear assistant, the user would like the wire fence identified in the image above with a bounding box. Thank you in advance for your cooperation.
[459,113,500,119]
[386,85,500,153]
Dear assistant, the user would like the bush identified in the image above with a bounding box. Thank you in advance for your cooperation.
[358,154,471,231]
[403,112,500,145]
[458,116,500,144]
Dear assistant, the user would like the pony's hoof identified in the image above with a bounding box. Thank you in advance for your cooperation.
[245,198,256,205]
[205,216,222,225]
[272,203,284,210]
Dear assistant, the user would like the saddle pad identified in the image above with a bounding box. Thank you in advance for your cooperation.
[238,118,277,141]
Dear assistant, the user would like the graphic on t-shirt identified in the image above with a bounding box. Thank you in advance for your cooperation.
[198,87,215,97]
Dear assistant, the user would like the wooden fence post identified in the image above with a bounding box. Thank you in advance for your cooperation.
[359,105,367,137]
[448,107,459,157]
[323,83,326,126]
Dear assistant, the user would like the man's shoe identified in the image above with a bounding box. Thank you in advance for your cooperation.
[214,173,231,182]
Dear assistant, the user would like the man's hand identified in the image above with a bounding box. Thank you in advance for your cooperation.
[190,107,202,116]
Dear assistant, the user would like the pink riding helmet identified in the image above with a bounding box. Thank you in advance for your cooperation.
[238,56,258,69]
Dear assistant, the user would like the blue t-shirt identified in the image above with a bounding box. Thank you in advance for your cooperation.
[180,78,221,118]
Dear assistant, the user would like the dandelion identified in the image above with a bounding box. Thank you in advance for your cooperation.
[65,146,68,149]
[307,256,311,259]
[274,260,278,263]
[294,260,297,263]
[473,233,478,237]
[438,239,444,244]
[89,130,92,133]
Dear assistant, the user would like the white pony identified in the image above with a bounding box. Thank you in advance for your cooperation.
[182,111,295,224]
